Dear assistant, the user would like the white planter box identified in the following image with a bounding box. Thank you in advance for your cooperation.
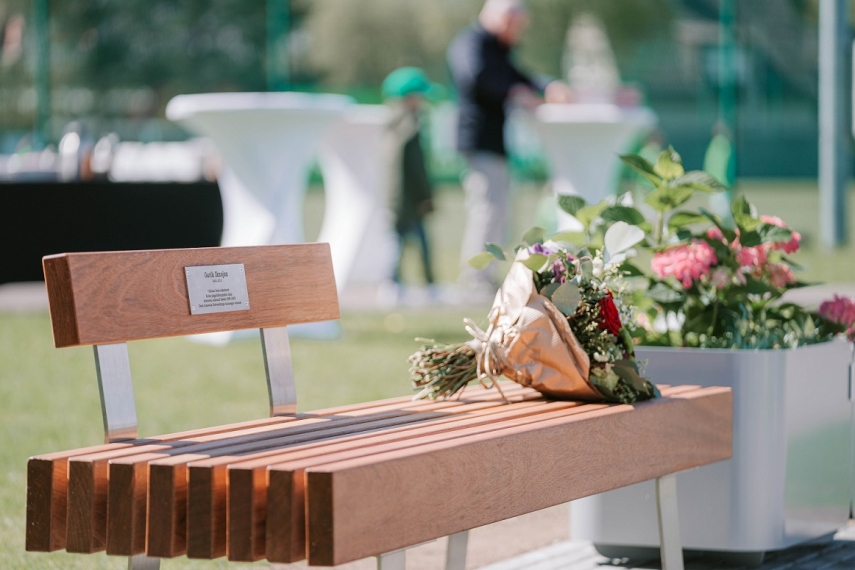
[572,339,854,559]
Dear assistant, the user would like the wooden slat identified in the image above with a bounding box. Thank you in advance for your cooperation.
[255,387,694,563]
[105,386,526,557]
[142,390,529,558]
[258,387,696,563]
[253,400,579,563]
[222,397,547,562]
[26,403,369,553]
[305,387,733,566]
[65,417,313,554]
[42,244,339,347]
[185,400,526,559]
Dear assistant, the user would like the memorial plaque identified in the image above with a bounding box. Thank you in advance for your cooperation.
[184,264,250,315]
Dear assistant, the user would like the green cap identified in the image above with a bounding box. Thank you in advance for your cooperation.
[382,67,443,100]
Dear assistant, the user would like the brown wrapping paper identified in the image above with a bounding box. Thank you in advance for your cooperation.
[466,257,604,401]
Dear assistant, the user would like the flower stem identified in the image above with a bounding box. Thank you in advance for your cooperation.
[708,301,719,337]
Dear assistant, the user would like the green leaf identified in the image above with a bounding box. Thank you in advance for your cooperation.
[613,359,651,392]
[579,258,594,280]
[644,185,694,212]
[557,195,586,216]
[521,253,548,272]
[671,170,725,192]
[617,261,645,277]
[467,251,495,270]
[604,221,645,256]
[485,243,506,261]
[757,223,793,244]
[744,275,775,295]
[804,315,816,337]
[620,327,636,357]
[731,196,761,232]
[521,226,546,246]
[738,230,762,248]
[699,208,738,243]
[667,211,708,230]
[549,231,586,245]
[551,282,582,316]
[575,202,607,228]
[647,282,685,304]
[601,205,645,226]
[654,147,684,179]
[619,153,663,187]
[540,282,561,299]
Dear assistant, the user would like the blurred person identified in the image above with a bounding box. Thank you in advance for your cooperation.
[447,0,571,297]
[380,67,440,306]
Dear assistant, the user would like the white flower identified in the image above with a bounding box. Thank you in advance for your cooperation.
[593,352,610,363]
[592,257,604,278]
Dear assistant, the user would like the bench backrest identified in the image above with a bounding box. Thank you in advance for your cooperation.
[43,244,339,348]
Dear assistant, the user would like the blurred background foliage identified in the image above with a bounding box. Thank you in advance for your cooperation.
[0,0,847,176]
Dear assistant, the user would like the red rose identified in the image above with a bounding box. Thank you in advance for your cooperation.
[598,292,623,337]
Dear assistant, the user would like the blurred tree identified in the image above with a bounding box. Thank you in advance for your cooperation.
[303,0,480,87]
[53,1,268,94]
[518,0,674,79]
[303,0,673,88]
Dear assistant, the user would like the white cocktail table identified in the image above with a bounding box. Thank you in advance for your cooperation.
[532,103,656,230]
[317,105,398,291]
[166,92,353,341]
[165,92,353,246]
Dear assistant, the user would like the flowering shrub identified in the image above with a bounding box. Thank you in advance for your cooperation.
[555,146,847,349]
[818,295,855,341]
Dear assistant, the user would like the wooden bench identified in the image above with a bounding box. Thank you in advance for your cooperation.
[25,244,733,570]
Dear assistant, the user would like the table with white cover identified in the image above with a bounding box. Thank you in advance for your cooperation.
[317,105,397,290]
[531,103,656,230]
[165,92,353,340]
[165,92,353,247]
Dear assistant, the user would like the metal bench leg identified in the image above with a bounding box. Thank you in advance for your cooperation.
[377,548,406,570]
[445,530,468,570]
[656,474,684,570]
[128,554,160,569]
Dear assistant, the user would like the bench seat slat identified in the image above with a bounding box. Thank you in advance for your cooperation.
[224,398,557,562]
[143,387,532,557]
[107,385,528,557]
[305,386,732,566]
[186,397,538,559]
[27,384,516,555]
[26,415,302,553]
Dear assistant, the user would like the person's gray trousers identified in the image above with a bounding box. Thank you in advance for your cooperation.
[459,151,510,287]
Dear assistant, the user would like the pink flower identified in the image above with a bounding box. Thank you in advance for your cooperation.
[760,214,801,254]
[710,267,730,290]
[819,295,855,327]
[736,245,768,269]
[819,295,855,340]
[706,227,724,242]
[768,263,795,288]
[651,241,718,289]
[760,215,785,227]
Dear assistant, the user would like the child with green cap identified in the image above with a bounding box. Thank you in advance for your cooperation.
[380,67,441,304]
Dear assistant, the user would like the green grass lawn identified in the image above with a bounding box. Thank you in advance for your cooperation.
[2,180,855,568]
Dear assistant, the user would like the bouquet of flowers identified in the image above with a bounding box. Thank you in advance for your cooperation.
[409,223,659,404]
[557,146,849,348]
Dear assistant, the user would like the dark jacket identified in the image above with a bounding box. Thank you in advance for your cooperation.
[447,24,544,156]
[385,104,433,233]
